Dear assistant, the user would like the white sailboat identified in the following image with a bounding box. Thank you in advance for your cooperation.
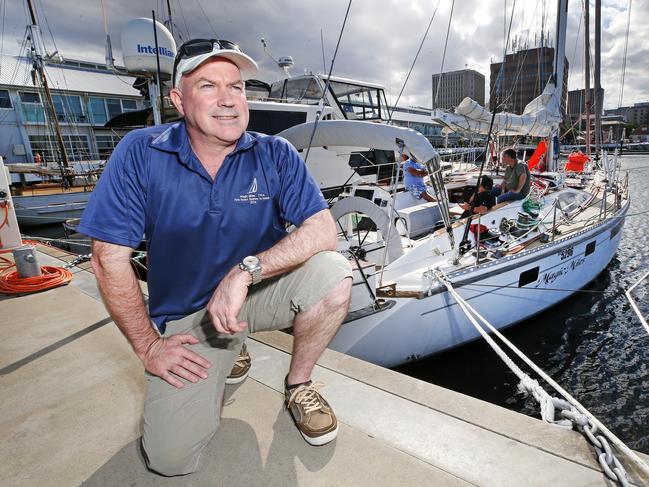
[280,119,627,367]
[276,0,629,367]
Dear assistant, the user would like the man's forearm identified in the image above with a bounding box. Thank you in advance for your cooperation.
[91,241,158,358]
[257,209,337,280]
[515,173,526,193]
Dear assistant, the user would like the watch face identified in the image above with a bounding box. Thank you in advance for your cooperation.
[243,256,259,267]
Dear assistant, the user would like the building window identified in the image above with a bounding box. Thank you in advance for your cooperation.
[121,99,138,112]
[0,90,12,109]
[19,91,41,103]
[105,98,123,120]
[95,133,123,159]
[28,134,90,163]
[88,97,108,125]
[51,94,85,123]
[18,91,45,123]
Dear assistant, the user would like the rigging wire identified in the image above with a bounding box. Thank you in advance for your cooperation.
[0,0,5,80]
[432,0,456,110]
[458,0,517,256]
[388,0,441,120]
[176,0,192,40]
[618,0,632,108]
[195,0,218,38]
[302,0,353,165]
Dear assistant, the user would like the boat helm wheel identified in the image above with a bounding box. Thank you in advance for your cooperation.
[348,245,367,261]
[330,196,404,265]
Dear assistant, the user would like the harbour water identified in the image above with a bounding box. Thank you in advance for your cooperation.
[21,154,649,455]
[397,154,649,454]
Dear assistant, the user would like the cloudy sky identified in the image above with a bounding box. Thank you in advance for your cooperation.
[3,0,646,110]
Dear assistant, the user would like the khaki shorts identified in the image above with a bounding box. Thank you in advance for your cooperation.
[141,251,352,476]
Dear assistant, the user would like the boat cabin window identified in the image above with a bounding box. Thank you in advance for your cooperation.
[585,241,596,256]
[328,80,386,120]
[248,109,307,135]
[518,266,539,287]
[348,149,395,182]
[268,77,323,104]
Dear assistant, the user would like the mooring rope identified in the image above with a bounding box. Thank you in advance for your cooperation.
[624,269,649,336]
[433,269,649,485]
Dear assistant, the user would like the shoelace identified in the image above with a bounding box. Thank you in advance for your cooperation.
[233,349,250,369]
[287,381,326,414]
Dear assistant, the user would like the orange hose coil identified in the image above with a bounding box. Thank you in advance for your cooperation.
[0,241,73,294]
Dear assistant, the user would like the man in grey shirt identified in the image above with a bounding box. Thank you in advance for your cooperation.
[492,148,530,203]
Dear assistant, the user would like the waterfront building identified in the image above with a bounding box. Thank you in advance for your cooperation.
[0,54,146,165]
[431,69,485,110]
[567,88,604,125]
[604,102,649,126]
[489,46,568,116]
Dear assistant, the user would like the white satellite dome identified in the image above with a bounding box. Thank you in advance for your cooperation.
[121,18,176,77]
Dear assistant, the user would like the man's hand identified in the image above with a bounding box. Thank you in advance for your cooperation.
[206,266,251,335]
[141,335,212,389]
[460,202,470,210]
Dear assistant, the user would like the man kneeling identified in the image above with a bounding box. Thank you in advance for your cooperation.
[79,39,352,477]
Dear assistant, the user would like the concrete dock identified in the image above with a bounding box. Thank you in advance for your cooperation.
[1,244,648,486]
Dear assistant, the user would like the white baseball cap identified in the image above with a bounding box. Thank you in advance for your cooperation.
[173,39,258,88]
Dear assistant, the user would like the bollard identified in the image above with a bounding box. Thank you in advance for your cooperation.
[12,245,41,278]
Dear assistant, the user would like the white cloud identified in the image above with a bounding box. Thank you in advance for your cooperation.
[3,0,646,109]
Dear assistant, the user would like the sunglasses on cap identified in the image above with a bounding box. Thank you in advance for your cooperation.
[172,38,242,87]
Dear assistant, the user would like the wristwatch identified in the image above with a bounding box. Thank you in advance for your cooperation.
[239,255,262,285]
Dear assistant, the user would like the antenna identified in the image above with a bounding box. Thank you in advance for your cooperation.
[261,38,293,77]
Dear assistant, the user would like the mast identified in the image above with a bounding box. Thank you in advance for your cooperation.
[26,0,70,172]
[594,0,602,155]
[549,0,568,172]
[583,0,591,155]
[165,0,175,39]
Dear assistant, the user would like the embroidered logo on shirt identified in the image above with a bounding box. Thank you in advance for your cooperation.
[235,176,270,205]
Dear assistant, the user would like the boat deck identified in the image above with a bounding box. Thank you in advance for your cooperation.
[1,244,648,486]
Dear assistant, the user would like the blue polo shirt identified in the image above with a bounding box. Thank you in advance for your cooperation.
[78,121,327,333]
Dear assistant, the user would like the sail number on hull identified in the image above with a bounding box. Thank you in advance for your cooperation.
[558,246,574,260]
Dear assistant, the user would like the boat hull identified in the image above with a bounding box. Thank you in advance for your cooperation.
[13,192,91,226]
[329,202,628,367]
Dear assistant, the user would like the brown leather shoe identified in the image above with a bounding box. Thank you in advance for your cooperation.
[225,343,251,385]
[285,378,338,446]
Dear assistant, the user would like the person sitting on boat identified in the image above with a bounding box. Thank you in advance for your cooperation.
[402,153,435,202]
[78,38,353,477]
[459,175,496,218]
[491,148,530,203]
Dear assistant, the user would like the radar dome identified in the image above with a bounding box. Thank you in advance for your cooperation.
[121,18,176,77]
